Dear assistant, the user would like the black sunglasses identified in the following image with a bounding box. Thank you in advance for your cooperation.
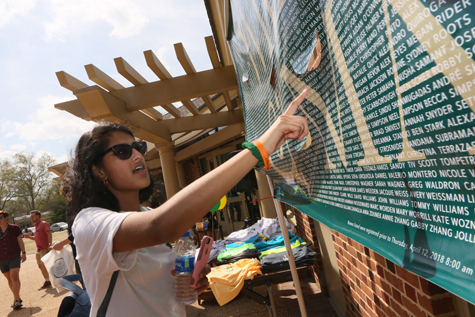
[103,141,147,160]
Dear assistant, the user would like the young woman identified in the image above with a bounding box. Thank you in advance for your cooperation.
[67,90,309,316]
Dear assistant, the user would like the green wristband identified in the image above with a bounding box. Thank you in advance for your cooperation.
[242,141,265,169]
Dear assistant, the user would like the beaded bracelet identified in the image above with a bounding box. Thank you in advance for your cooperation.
[242,141,271,170]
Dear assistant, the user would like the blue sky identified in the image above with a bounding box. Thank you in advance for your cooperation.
[0,0,213,164]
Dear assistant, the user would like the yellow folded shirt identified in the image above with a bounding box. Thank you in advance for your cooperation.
[207,258,262,306]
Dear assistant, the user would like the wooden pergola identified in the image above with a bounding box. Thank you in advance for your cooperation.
[53,35,244,198]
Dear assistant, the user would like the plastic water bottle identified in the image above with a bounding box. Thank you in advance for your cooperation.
[175,231,197,305]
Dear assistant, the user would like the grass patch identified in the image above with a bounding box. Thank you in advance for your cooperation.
[23,230,70,255]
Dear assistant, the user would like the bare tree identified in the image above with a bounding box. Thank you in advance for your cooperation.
[11,152,56,211]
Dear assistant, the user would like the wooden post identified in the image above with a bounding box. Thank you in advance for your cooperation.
[266,175,307,317]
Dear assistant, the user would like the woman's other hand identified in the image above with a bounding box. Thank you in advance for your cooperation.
[192,265,211,295]
[258,89,309,155]
[170,264,212,295]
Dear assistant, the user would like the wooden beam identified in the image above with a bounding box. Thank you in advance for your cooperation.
[85,64,124,92]
[175,42,217,113]
[73,86,171,143]
[174,42,196,75]
[56,71,89,91]
[161,103,182,118]
[199,89,239,113]
[48,162,69,177]
[144,50,172,80]
[144,49,191,118]
[171,132,189,141]
[205,36,221,69]
[176,124,244,161]
[161,110,243,133]
[114,57,148,86]
[181,99,200,116]
[140,108,163,121]
[205,0,234,66]
[112,66,238,111]
[201,95,216,113]
[174,130,210,145]
[54,99,91,120]
[223,90,235,110]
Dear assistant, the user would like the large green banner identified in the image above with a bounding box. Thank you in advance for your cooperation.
[228,0,475,304]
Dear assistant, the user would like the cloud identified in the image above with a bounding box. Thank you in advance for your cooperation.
[0,149,68,172]
[0,150,18,160]
[44,0,149,41]
[2,95,96,141]
[10,144,27,151]
[0,0,36,28]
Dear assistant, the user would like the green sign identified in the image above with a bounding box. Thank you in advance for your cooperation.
[228,0,475,304]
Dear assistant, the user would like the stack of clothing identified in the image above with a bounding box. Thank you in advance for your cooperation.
[216,243,259,265]
[260,243,316,273]
[214,231,316,272]
[225,217,296,242]
[204,217,296,263]
[202,220,316,305]
[253,233,316,273]
[214,233,268,265]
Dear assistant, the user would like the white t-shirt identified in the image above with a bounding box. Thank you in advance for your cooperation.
[72,207,185,317]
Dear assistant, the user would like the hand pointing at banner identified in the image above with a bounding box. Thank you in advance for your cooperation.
[257,89,309,155]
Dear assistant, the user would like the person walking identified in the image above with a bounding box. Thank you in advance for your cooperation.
[24,210,52,290]
[0,210,27,309]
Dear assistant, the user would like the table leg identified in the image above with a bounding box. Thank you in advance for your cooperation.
[267,284,277,317]
[266,305,274,317]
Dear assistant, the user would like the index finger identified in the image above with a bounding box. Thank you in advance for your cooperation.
[284,89,308,115]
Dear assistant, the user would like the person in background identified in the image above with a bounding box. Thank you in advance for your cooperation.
[24,210,52,290]
[66,89,308,316]
[0,210,27,309]
[52,178,81,274]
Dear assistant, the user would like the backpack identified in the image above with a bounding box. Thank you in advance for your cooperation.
[57,271,119,317]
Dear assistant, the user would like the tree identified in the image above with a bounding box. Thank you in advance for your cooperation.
[4,199,30,227]
[43,182,69,224]
[0,159,16,210]
[11,152,56,211]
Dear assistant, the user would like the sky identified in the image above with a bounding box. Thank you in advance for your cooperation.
[0,0,214,165]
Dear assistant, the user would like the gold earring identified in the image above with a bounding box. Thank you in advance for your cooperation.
[103,179,109,187]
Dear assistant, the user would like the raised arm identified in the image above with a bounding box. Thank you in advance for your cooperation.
[113,90,309,252]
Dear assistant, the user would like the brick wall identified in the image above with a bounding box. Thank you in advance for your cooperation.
[285,204,328,295]
[184,158,201,185]
[290,207,456,316]
[332,229,455,317]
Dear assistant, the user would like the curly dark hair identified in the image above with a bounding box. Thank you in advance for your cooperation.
[60,175,72,199]
[66,122,154,223]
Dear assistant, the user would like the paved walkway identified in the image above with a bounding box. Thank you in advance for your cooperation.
[0,254,67,316]
[1,255,337,316]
